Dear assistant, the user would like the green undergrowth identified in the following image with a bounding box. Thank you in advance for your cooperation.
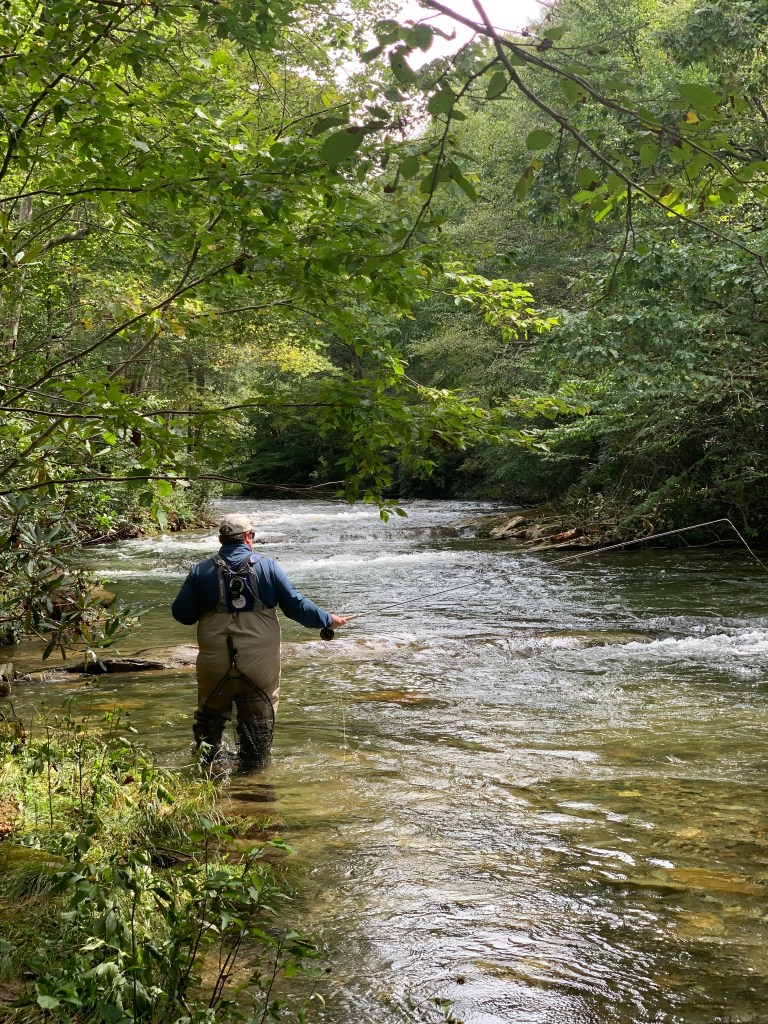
[0,704,326,1024]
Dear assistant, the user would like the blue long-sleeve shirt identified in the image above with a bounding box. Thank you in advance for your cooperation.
[171,542,333,630]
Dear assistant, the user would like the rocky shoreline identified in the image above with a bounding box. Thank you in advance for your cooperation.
[453,506,604,551]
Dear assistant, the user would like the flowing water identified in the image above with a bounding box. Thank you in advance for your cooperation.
[8,499,768,1024]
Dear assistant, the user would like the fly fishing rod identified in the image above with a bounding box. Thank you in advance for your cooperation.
[318,516,768,639]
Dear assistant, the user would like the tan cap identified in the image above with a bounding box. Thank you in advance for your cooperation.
[218,512,254,541]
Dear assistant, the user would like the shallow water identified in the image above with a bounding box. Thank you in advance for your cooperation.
[8,499,768,1023]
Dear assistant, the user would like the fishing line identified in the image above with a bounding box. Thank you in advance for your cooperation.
[319,516,768,639]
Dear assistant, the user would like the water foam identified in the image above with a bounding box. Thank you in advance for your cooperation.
[633,629,768,659]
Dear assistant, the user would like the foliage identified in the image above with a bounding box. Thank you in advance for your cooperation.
[0,0,568,648]
[7,0,768,652]
[0,704,324,1023]
[0,492,139,651]
[384,0,768,533]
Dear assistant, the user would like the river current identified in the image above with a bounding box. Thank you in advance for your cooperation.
[11,499,768,1023]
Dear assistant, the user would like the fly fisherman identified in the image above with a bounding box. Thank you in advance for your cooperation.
[172,512,348,769]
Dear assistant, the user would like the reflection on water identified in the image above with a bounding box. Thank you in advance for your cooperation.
[8,499,768,1023]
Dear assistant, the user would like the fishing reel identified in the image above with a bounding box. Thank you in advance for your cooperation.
[319,615,357,641]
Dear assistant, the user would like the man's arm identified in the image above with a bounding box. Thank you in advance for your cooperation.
[171,566,201,625]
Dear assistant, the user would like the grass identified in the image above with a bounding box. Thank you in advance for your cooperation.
[0,700,327,1024]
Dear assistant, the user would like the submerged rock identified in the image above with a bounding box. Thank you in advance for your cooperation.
[537,629,655,647]
[19,645,199,681]
[68,645,199,674]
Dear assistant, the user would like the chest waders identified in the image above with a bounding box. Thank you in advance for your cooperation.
[195,633,276,769]
[193,554,277,769]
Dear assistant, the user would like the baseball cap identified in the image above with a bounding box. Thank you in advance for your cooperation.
[218,512,254,540]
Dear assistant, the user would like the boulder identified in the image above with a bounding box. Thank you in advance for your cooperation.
[488,516,527,540]
[48,583,116,620]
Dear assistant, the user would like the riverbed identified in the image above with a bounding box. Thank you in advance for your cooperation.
[8,499,768,1023]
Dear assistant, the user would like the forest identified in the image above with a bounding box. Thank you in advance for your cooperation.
[1,0,767,652]
[2,2,768,1021]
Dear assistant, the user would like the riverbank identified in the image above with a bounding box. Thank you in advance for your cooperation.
[0,710,322,1022]
[453,504,759,555]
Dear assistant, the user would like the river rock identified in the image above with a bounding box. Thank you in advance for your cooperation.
[83,523,145,544]
[538,630,655,647]
[66,645,199,674]
[18,645,199,681]
[450,513,517,537]
[488,516,527,539]
[48,583,116,620]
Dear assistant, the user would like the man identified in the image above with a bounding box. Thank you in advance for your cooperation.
[172,512,347,768]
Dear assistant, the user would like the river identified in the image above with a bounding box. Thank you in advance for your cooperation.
[9,498,768,1023]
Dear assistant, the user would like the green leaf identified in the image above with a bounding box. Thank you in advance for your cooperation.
[374,19,401,44]
[605,172,625,194]
[427,90,455,116]
[409,24,433,51]
[389,49,416,85]
[319,129,363,165]
[639,143,659,167]
[593,201,614,222]
[577,167,598,188]
[37,995,61,1010]
[399,155,421,179]
[361,44,384,62]
[485,71,508,100]
[310,114,349,137]
[514,167,534,200]
[447,162,478,200]
[679,83,721,110]
[526,130,555,151]
[560,78,587,105]
[419,164,444,194]
[543,26,568,41]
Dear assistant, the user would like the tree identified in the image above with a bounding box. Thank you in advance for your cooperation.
[384,0,768,531]
[0,0,553,652]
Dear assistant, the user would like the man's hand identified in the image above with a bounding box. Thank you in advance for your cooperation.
[330,614,348,628]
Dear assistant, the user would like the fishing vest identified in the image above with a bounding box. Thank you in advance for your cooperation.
[211,554,266,613]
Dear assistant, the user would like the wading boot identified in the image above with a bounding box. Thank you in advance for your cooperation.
[193,708,227,763]
[233,689,273,771]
